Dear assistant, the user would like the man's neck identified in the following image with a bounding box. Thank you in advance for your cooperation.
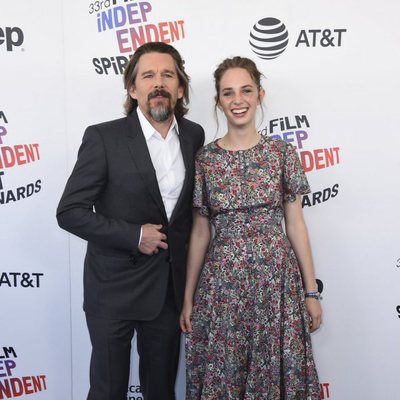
[141,108,174,139]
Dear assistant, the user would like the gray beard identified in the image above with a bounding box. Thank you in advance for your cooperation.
[149,105,172,122]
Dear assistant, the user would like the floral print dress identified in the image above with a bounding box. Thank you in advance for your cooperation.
[185,135,320,400]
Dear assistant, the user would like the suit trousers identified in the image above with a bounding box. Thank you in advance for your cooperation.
[86,276,181,400]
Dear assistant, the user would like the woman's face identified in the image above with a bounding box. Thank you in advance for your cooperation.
[217,67,264,129]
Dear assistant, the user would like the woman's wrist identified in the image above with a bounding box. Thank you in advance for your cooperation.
[184,294,194,303]
[305,291,322,300]
[304,282,318,293]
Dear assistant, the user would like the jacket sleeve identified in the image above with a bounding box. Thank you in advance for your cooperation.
[199,125,205,149]
[56,126,141,253]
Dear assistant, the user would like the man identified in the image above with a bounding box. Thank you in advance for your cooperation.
[57,42,204,400]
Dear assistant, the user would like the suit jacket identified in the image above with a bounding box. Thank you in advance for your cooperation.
[57,109,205,320]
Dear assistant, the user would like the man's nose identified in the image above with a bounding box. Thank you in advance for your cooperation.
[154,74,164,88]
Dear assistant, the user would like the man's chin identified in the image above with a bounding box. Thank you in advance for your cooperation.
[149,107,172,123]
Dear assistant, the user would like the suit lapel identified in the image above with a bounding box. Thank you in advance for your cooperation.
[124,111,168,222]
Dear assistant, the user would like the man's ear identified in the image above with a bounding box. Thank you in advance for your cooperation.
[128,85,137,100]
[178,86,184,99]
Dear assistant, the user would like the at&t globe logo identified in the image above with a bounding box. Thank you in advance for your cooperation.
[249,18,289,60]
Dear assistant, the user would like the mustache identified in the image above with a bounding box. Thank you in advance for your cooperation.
[148,89,171,100]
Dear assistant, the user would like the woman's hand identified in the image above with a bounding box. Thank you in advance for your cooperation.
[306,298,322,332]
[180,300,193,333]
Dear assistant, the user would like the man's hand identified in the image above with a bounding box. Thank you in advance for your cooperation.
[138,224,168,255]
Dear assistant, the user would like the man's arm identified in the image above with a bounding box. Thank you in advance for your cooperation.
[56,126,141,253]
[198,125,205,149]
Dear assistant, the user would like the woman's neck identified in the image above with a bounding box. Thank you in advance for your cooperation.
[218,127,261,151]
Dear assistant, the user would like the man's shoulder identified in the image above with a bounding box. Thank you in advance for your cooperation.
[178,117,205,144]
[83,112,141,142]
[178,117,204,132]
[87,115,129,133]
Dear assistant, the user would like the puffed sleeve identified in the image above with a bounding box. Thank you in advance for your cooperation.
[193,155,210,217]
[282,143,311,202]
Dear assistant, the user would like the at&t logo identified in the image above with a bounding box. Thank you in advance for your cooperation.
[0,27,24,51]
[249,18,289,60]
[249,17,347,60]
[296,29,346,47]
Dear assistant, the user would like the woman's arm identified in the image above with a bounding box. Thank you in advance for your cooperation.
[284,195,322,332]
[180,209,211,333]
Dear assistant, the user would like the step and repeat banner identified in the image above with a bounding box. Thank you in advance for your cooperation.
[0,1,72,399]
[1,0,400,399]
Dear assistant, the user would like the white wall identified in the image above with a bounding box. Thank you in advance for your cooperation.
[1,1,399,399]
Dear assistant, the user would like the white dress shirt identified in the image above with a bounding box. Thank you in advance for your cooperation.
[137,107,186,222]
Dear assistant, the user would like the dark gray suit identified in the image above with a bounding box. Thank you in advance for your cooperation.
[57,109,204,399]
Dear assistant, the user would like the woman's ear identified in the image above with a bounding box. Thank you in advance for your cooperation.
[215,96,222,110]
[258,88,266,104]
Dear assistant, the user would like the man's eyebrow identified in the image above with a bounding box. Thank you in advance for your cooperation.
[140,69,154,76]
[139,68,176,76]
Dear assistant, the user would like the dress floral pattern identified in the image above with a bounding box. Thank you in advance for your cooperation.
[186,135,319,400]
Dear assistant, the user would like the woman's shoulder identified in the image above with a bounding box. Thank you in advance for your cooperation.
[262,135,293,154]
[195,140,219,160]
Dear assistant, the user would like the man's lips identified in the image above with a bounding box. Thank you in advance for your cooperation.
[148,89,171,100]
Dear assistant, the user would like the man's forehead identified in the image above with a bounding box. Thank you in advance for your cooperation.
[137,52,176,71]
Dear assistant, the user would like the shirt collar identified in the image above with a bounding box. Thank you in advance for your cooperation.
[136,107,179,141]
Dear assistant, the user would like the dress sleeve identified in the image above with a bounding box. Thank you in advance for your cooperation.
[193,156,210,217]
[282,143,311,202]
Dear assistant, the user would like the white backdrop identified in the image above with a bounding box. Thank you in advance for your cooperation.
[1,0,400,399]
[0,1,71,399]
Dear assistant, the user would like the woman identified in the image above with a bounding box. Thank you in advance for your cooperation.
[180,56,321,399]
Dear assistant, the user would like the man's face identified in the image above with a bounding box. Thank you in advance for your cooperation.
[129,52,184,124]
